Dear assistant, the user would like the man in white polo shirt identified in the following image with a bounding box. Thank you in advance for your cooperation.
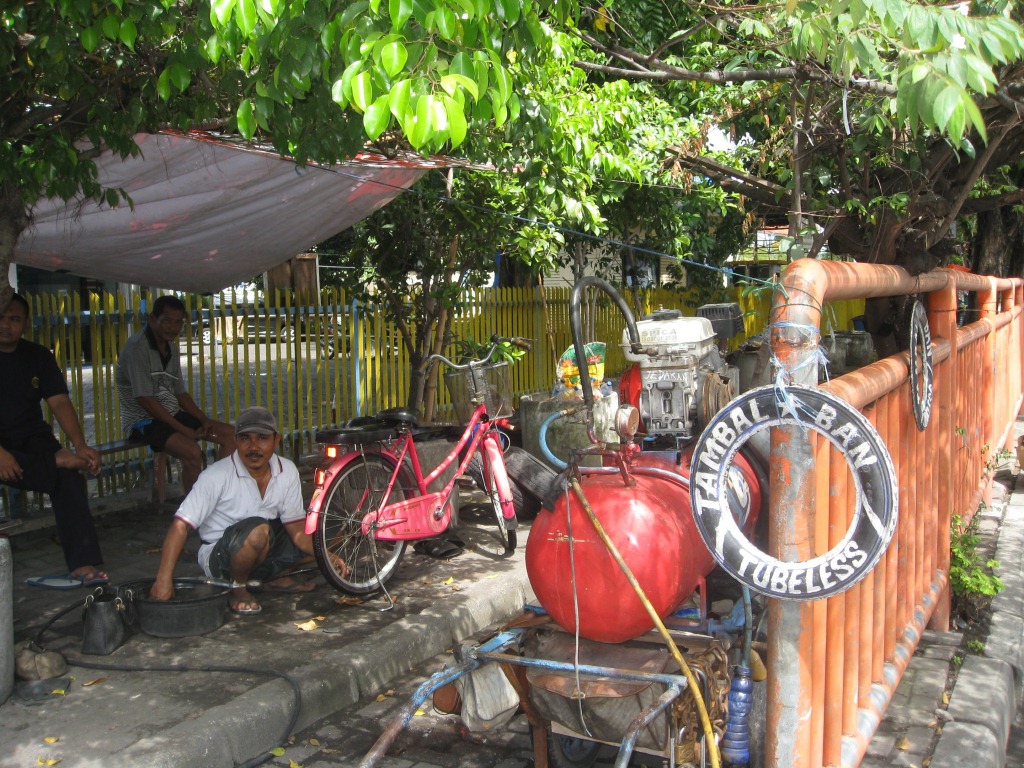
[150,406,336,615]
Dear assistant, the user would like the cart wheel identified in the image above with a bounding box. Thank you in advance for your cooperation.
[548,730,601,768]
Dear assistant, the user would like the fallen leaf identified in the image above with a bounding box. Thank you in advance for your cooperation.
[308,738,320,747]
[36,759,61,766]
[414,709,426,716]
[895,736,910,750]
[942,691,950,705]
[50,688,65,697]
[314,616,327,622]
[376,694,388,702]
[451,585,462,591]
[145,547,162,554]
[485,574,498,579]
[82,678,107,687]
[43,737,58,744]
[295,619,319,631]
[386,689,395,696]
[321,748,340,755]
[335,596,362,605]
[269,747,286,757]
[443,576,454,585]
[928,719,937,728]
[923,758,932,767]
[289,760,302,768]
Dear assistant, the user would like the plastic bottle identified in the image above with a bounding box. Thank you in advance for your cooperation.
[720,665,753,767]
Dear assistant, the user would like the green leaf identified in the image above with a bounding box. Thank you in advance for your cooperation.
[169,63,191,93]
[389,0,412,28]
[351,70,373,112]
[380,41,407,77]
[210,0,235,26]
[337,59,364,105]
[364,95,391,139]
[80,26,100,53]
[102,15,120,41]
[119,19,138,51]
[156,68,171,100]
[435,6,457,38]
[339,1,370,27]
[491,64,511,104]
[932,84,961,134]
[962,94,987,142]
[443,95,467,147]
[440,74,479,101]
[237,99,255,139]
[388,79,412,120]
[498,0,521,25]
[409,96,433,148]
[236,0,258,36]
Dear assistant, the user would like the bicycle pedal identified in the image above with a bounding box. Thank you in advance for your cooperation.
[454,475,478,489]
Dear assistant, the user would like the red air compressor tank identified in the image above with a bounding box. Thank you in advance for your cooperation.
[525,447,761,644]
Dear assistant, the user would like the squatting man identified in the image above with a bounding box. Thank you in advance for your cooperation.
[151,406,348,615]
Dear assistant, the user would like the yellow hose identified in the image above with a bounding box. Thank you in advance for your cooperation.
[570,478,722,768]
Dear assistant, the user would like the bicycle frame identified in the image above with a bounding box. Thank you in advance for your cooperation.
[304,400,515,540]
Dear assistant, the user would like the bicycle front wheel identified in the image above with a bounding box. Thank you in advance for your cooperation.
[313,453,409,595]
[481,438,517,555]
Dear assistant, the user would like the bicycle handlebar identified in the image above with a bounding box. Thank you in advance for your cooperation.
[427,335,532,371]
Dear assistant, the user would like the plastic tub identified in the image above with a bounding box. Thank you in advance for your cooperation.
[121,577,231,638]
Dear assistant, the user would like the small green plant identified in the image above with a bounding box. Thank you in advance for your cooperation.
[949,512,1004,602]
[451,334,526,366]
[966,639,985,654]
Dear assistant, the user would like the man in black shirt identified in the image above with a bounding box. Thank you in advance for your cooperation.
[0,293,107,585]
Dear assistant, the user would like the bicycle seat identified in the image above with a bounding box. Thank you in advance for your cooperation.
[375,407,419,428]
[315,425,395,445]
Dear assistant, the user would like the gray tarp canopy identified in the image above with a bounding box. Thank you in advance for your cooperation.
[13,131,434,294]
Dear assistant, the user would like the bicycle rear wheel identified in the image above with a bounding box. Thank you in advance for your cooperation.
[313,453,409,594]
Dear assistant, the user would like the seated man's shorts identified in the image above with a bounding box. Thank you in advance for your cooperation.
[130,411,202,452]
[208,517,307,582]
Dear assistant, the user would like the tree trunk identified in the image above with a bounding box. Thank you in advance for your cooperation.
[972,209,1010,277]
[0,183,28,312]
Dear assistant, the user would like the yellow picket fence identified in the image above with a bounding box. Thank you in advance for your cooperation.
[3,283,863,512]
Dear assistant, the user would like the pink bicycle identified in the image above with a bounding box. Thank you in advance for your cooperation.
[304,336,530,597]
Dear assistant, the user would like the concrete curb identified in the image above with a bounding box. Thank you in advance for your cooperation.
[928,469,1024,768]
[116,562,533,767]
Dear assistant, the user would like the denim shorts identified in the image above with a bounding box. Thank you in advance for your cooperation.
[207,517,306,582]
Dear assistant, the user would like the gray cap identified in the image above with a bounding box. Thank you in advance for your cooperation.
[235,406,277,436]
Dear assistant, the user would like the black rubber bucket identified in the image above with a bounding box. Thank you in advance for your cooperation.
[120,577,231,638]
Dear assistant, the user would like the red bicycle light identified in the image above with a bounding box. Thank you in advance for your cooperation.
[324,445,339,459]
[314,467,327,486]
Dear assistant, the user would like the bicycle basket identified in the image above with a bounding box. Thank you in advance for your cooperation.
[444,361,513,424]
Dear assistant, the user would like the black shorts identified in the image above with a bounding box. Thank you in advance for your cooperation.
[130,411,202,452]
[207,517,306,582]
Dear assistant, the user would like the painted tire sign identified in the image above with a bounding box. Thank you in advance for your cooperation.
[690,385,898,600]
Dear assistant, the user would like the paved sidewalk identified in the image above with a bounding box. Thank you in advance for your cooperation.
[1,488,533,768]
[3,445,1024,767]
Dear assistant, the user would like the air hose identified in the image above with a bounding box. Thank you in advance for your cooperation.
[27,591,303,768]
[570,479,722,768]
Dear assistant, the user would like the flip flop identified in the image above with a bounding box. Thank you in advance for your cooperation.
[413,537,466,559]
[229,599,262,616]
[25,573,82,590]
[75,570,109,587]
[261,578,316,594]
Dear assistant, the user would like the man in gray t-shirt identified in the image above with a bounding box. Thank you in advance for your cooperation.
[116,295,235,495]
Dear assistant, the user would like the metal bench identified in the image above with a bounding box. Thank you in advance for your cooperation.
[93,439,169,503]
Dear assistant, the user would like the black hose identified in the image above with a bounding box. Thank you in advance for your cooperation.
[568,276,642,407]
[28,593,303,768]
